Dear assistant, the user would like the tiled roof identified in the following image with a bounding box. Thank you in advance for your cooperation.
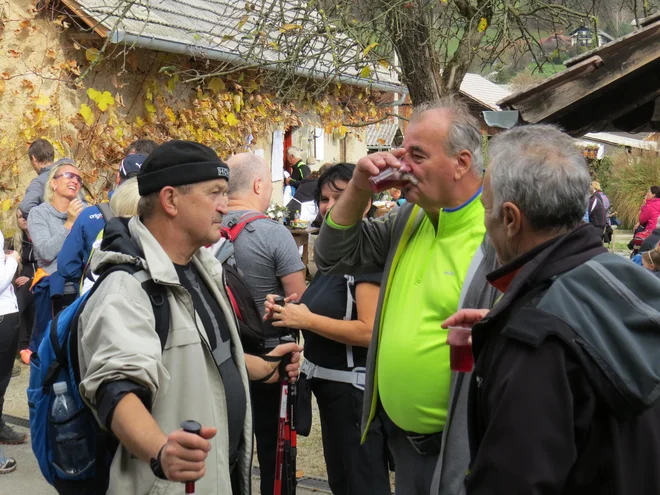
[459,73,512,111]
[66,0,401,91]
[366,121,400,148]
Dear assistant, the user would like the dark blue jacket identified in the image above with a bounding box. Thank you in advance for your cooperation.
[51,204,107,297]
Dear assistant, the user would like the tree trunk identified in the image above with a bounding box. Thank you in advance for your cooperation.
[379,0,492,105]
[382,0,444,104]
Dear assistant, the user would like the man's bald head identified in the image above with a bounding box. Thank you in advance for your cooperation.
[227,153,270,196]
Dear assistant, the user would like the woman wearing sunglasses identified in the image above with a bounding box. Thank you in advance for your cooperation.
[25,162,84,354]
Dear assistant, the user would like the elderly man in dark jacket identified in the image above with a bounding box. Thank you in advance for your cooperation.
[445,125,660,495]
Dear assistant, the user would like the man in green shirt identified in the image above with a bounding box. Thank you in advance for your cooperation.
[284,146,311,188]
[314,97,500,495]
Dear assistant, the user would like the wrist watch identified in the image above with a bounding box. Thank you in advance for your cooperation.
[149,444,168,480]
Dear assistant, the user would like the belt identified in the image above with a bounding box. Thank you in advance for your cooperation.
[404,430,443,456]
[300,359,366,391]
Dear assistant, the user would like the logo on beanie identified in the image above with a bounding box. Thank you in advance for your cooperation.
[217,166,230,179]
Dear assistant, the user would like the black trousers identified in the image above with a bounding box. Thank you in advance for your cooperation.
[16,281,34,350]
[0,312,20,417]
[312,379,391,495]
[251,380,281,494]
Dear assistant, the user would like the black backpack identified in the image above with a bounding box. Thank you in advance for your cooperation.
[215,213,273,354]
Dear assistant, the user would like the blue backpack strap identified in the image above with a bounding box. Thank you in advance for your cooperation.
[69,264,170,385]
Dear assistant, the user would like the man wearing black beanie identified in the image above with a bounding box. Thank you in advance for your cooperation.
[76,140,302,494]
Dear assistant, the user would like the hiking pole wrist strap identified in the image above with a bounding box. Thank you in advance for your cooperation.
[255,355,284,383]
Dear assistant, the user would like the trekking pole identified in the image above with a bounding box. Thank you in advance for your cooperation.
[181,420,202,494]
[274,334,295,495]
[288,368,298,494]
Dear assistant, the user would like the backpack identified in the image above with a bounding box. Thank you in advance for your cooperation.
[28,262,170,494]
[212,213,272,353]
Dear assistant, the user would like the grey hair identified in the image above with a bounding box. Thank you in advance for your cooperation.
[411,96,484,178]
[137,184,192,220]
[110,177,140,218]
[286,146,303,160]
[226,153,269,196]
[488,125,590,231]
[44,161,79,203]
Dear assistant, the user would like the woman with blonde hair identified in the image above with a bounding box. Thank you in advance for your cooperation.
[25,161,84,356]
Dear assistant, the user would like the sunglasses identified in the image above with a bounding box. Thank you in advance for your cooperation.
[54,171,82,184]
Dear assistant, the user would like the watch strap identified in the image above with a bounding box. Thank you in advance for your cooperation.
[150,443,168,480]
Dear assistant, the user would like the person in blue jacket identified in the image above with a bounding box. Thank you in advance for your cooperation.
[53,147,153,300]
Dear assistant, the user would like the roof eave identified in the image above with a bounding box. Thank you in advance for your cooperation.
[108,29,405,93]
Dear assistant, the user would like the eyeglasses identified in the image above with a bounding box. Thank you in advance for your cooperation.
[54,172,82,184]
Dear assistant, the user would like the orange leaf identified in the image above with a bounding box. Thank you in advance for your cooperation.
[7,50,21,58]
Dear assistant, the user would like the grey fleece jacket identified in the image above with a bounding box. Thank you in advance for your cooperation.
[314,203,500,495]
[27,202,69,274]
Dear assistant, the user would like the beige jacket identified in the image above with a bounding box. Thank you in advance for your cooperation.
[78,217,252,495]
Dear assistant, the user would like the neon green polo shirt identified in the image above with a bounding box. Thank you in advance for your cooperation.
[377,191,485,433]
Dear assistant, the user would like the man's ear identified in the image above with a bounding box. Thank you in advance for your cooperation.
[502,202,523,239]
[454,150,473,180]
[159,186,178,217]
[254,177,262,195]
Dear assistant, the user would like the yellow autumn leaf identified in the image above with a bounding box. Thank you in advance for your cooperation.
[279,24,302,32]
[478,17,488,32]
[145,101,156,113]
[226,112,238,126]
[79,103,94,126]
[208,77,226,94]
[85,48,103,63]
[165,107,176,122]
[362,42,378,57]
[135,116,145,127]
[360,66,372,78]
[378,59,389,69]
[233,94,242,112]
[167,74,179,95]
[87,90,114,111]
[48,118,59,127]
[114,127,124,139]
[53,141,65,158]
[1,199,11,212]
[35,94,50,107]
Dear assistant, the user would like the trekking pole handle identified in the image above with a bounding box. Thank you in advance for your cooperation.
[181,420,202,494]
[279,334,295,378]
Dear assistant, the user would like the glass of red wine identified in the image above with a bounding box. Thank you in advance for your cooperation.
[447,326,474,372]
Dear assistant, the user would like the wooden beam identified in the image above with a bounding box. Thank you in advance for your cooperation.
[60,0,108,38]
[553,59,660,135]
[503,22,660,125]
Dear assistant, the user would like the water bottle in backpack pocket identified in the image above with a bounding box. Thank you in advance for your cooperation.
[50,382,94,477]
[27,299,102,489]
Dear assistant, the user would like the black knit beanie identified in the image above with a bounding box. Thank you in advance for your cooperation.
[137,140,230,196]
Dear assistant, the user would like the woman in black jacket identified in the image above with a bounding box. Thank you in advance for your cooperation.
[11,209,37,364]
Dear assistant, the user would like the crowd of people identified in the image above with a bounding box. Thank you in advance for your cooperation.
[0,97,659,495]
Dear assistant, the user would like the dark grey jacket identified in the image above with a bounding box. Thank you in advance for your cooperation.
[19,164,54,218]
[315,202,500,494]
